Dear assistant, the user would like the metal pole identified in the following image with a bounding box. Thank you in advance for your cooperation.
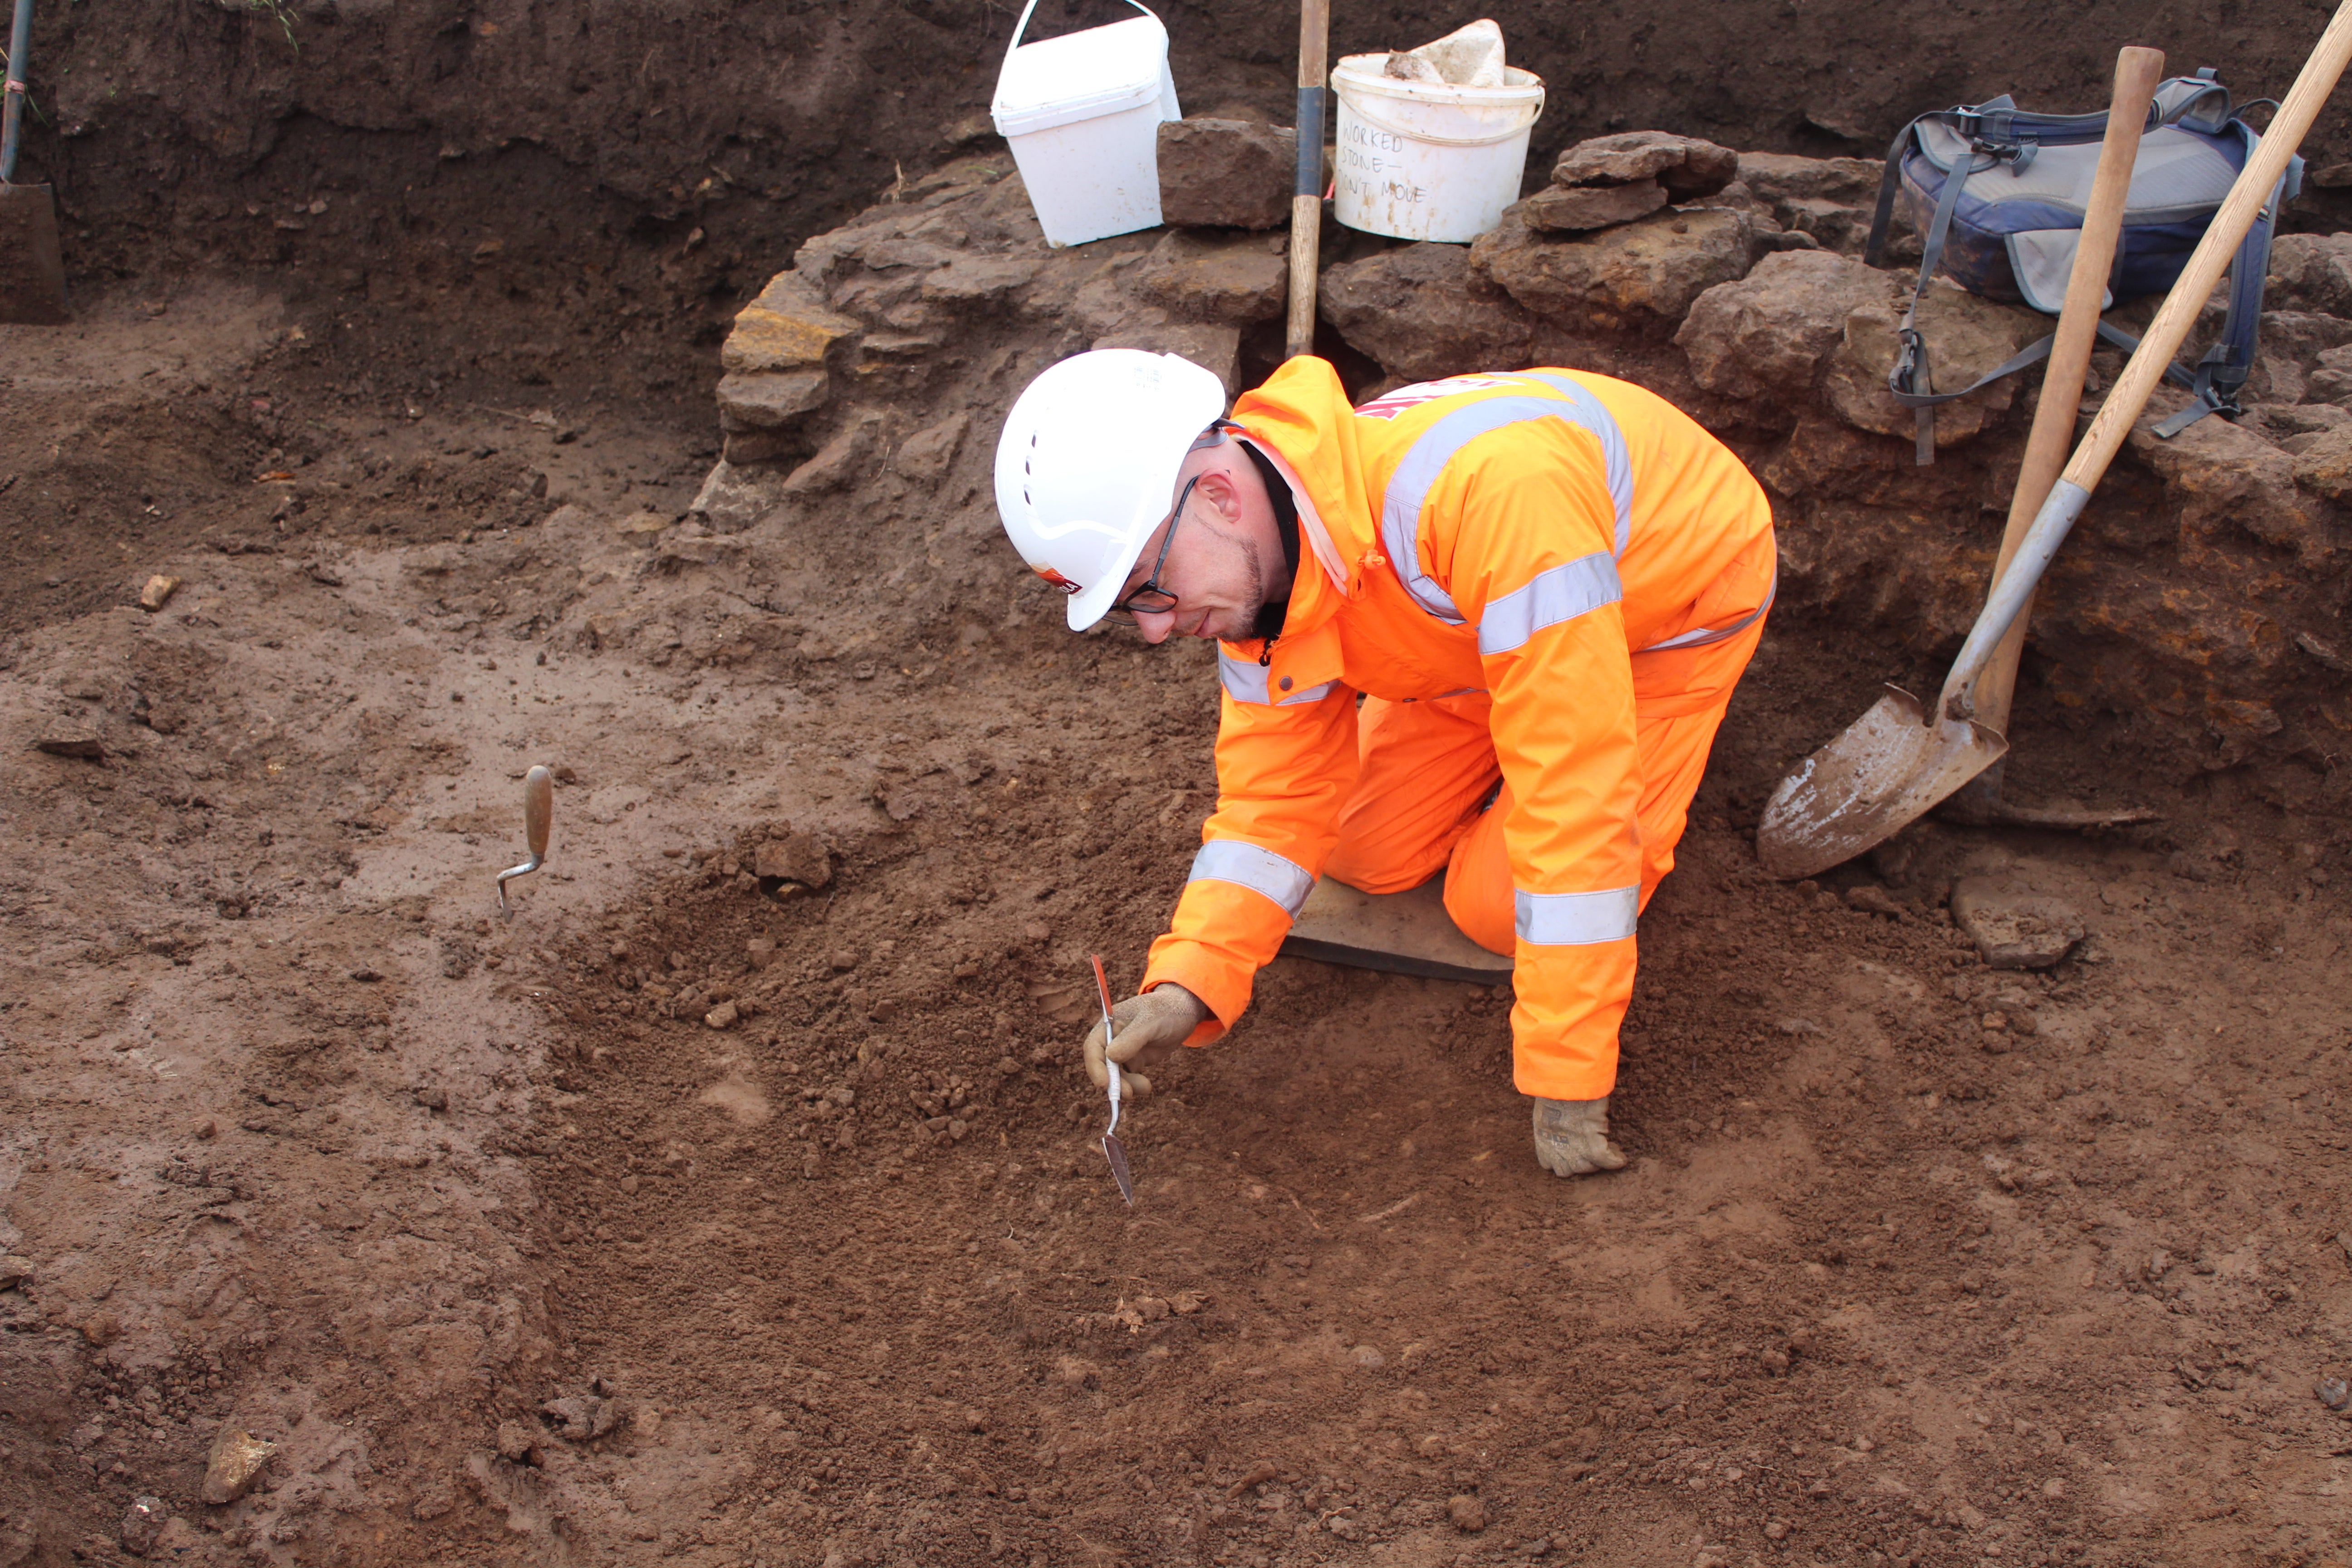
[3,0,36,185]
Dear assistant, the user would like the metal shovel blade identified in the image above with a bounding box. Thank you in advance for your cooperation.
[1755,686,2008,881]
[0,183,69,325]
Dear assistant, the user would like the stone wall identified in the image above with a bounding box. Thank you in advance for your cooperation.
[696,137,2352,787]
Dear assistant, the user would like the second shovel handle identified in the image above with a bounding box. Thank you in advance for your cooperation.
[2063,3,2352,496]
[1944,0,2352,714]
[1974,44,2165,731]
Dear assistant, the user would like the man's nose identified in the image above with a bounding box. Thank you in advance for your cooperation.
[1132,608,1176,645]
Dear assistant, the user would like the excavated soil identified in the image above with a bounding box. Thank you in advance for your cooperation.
[6,261,2352,1568]
[5,10,2352,1566]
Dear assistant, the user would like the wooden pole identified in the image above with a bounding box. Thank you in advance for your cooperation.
[1284,0,1331,361]
[1970,44,2165,738]
[1942,0,2352,719]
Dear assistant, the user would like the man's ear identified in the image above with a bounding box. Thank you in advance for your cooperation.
[1193,465,1245,527]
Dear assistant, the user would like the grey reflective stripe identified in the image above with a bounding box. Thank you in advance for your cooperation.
[1189,840,1315,918]
[1635,567,1779,653]
[1477,551,1623,657]
[1506,372,1635,557]
[1379,378,1635,624]
[1514,886,1640,945]
[1217,647,1337,706]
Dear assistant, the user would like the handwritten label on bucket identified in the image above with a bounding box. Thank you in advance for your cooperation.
[1338,122,1432,211]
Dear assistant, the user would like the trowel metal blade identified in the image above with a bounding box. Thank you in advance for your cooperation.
[1101,1132,1134,1206]
[1756,686,2008,881]
[0,184,70,326]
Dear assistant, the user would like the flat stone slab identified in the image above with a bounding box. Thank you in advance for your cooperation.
[1950,877,2085,969]
[1279,875,1513,985]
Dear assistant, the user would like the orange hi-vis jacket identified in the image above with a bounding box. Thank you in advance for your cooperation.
[1137,359,1775,1101]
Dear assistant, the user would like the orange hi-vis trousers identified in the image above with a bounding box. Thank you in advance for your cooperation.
[1325,604,1767,960]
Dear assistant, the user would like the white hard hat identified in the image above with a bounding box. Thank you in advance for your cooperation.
[994,349,1229,631]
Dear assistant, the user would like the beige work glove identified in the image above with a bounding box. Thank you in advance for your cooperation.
[1532,1095,1630,1177]
[1082,984,1207,1102]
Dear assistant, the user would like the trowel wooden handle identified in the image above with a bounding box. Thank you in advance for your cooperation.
[522,765,553,859]
[2064,3,2352,495]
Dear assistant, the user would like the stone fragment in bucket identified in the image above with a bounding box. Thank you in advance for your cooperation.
[1382,20,1507,87]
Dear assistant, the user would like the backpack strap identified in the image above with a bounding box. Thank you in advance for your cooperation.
[1863,118,1923,269]
[2152,132,2294,438]
[1884,105,2040,464]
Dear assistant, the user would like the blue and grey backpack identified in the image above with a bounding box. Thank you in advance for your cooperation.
[1863,70,2303,464]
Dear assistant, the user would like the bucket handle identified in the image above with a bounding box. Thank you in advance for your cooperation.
[1333,72,1545,148]
[1004,0,1163,69]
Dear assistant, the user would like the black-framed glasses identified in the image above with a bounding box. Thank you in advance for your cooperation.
[1103,471,1202,626]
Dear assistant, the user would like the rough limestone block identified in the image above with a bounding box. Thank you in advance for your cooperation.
[722,427,806,466]
[918,254,1044,304]
[2127,392,2325,562]
[1950,879,2084,970]
[755,831,833,888]
[688,459,789,533]
[715,369,829,432]
[782,414,882,497]
[2303,338,2352,404]
[722,273,860,373]
[1471,206,1752,331]
[895,412,969,482]
[1551,131,1740,199]
[1521,178,1670,234]
[1676,249,1888,399]
[201,1428,276,1505]
[1132,229,1289,325]
[1157,119,1298,230]
[1820,281,2040,447]
[2267,232,2352,319]
[1319,242,1534,380]
[2292,423,2352,503]
[1734,152,1883,209]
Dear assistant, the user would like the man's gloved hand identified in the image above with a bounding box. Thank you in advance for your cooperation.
[1532,1095,1630,1177]
[1082,984,1208,1101]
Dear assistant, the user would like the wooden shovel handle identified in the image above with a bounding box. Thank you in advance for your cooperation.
[1941,0,2352,716]
[1973,44,2165,733]
[2063,3,2352,495]
[1284,0,1331,360]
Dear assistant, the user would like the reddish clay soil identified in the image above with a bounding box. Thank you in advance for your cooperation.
[5,244,2352,1568]
[6,5,2352,1556]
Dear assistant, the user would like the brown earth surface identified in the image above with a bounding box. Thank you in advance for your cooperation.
[7,9,2352,1565]
[5,250,2352,1567]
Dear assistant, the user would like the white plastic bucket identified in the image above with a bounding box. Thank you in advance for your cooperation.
[1330,54,1545,243]
[991,0,1181,248]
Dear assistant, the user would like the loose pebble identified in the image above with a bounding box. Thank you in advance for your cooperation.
[201,1427,277,1504]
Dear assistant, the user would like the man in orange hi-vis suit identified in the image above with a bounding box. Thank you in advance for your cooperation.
[993,349,1774,1176]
